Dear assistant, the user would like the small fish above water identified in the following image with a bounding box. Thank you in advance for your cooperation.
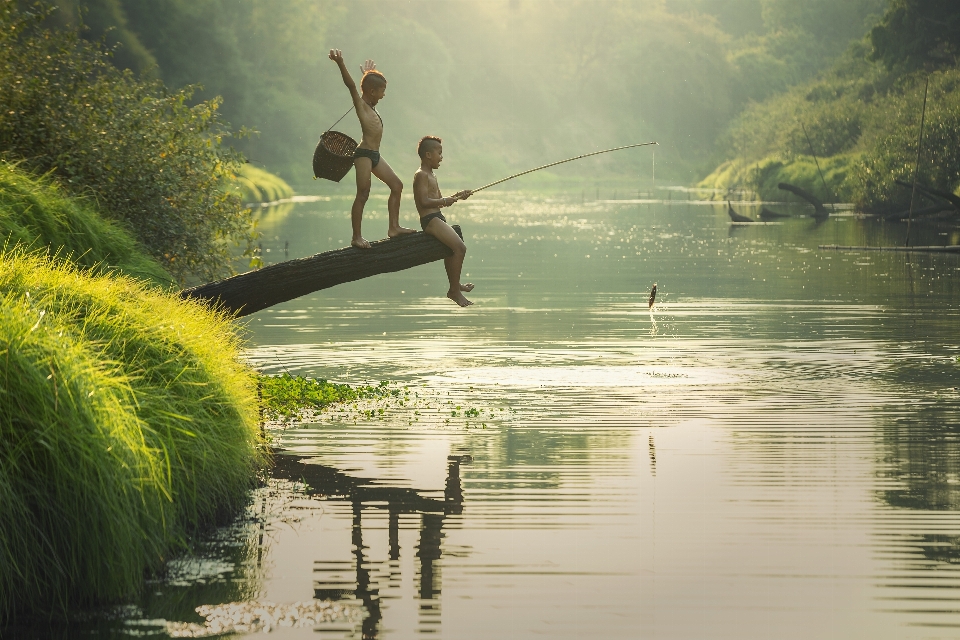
[648,283,657,309]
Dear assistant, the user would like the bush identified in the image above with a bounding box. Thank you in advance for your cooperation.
[0,249,267,620]
[854,71,960,212]
[0,160,171,285]
[0,3,254,283]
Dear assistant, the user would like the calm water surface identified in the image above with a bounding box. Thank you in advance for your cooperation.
[77,192,960,637]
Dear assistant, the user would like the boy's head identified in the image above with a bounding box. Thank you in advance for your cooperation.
[361,70,387,100]
[418,136,443,168]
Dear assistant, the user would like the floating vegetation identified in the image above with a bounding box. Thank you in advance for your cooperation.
[259,373,402,422]
[165,600,363,637]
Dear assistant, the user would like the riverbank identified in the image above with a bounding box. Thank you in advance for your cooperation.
[0,165,270,621]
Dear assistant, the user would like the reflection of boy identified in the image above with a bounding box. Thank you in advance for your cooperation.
[328,49,413,249]
[413,136,474,307]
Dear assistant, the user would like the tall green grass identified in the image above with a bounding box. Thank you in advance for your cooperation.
[0,249,267,621]
[234,164,294,204]
[0,162,171,286]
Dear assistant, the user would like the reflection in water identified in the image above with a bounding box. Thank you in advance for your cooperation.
[272,453,470,637]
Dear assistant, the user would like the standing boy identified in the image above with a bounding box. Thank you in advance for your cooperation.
[413,136,474,307]
[328,49,413,248]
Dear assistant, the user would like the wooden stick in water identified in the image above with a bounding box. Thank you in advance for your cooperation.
[471,142,658,193]
[905,77,930,247]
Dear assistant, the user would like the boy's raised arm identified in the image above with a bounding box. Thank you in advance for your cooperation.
[328,49,361,104]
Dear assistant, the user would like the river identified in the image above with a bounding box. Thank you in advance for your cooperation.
[95,191,960,637]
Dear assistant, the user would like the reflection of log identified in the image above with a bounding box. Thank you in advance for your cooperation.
[727,201,754,223]
[883,204,955,221]
[777,182,828,219]
[759,207,789,219]
[181,226,463,317]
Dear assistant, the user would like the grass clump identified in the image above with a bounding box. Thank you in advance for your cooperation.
[0,249,267,622]
[234,165,294,204]
[0,161,172,286]
[260,374,399,421]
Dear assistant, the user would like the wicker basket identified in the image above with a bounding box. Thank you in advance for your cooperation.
[313,130,358,182]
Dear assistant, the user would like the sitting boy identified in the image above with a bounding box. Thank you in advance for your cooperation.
[413,136,474,307]
[328,49,414,248]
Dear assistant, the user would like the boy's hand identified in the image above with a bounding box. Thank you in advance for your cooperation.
[328,49,344,64]
[359,59,377,75]
[453,190,473,200]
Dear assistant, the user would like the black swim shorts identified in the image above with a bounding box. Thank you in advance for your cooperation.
[353,147,380,168]
[420,211,446,231]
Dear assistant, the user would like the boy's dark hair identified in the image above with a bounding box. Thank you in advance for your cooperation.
[418,135,442,158]
[361,70,387,91]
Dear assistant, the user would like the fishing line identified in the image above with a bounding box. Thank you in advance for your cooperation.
[470,142,658,193]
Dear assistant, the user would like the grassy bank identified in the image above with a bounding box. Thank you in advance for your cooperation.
[0,162,172,285]
[0,163,269,620]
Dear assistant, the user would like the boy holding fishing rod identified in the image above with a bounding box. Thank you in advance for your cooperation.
[413,136,475,307]
[328,49,414,249]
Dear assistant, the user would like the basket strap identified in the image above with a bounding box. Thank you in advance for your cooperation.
[326,105,354,132]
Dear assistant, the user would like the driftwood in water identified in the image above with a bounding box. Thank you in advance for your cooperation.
[760,207,789,219]
[777,182,829,219]
[727,201,754,223]
[182,226,463,316]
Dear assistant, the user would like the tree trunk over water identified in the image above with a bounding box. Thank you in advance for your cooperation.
[778,182,829,218]
[181,226,462,317]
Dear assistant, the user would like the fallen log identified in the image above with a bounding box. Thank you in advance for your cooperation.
[777,182,829,219]
[727,201,754,223]
[894,179,960,210]
[181,226,463,316]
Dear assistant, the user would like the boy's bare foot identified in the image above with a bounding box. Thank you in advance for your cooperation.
[388,226,416,238]
[460,283,474,292]
[351,236,371,249]
[447,290,473,307]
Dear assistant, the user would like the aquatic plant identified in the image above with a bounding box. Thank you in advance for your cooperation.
[259,373,399,421]
[0,249,267,621]
[0,161,171,285]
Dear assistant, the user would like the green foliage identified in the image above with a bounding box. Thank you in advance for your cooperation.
[854,71,960,212]
[870,0,960,71]
[703,0,960,213]
[0,248,266,621]
[234,164,294,204]
[700,153,862,202]
[49,0,886,184]
[259,373,399,421]
[0,3,254,283]
[0,161,171,284]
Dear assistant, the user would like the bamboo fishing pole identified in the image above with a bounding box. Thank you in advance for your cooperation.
[469,142,658,193]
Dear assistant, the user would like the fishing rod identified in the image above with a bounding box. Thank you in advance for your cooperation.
[470,141,658,193]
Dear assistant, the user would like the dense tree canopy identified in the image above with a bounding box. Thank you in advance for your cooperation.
[47,0,887,183]
[870,0,960,71]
